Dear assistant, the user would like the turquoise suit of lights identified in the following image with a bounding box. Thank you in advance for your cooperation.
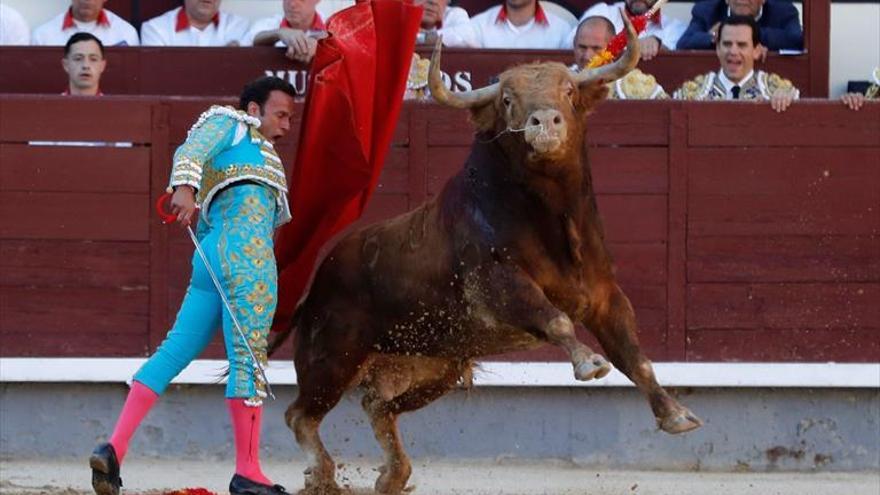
[134,106,291,406]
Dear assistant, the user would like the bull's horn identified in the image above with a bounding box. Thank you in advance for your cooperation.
[429,37,499,109]
[574,8,641,86]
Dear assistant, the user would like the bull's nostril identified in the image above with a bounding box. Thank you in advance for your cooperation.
[553,115,561,125]
[529,117,540,127]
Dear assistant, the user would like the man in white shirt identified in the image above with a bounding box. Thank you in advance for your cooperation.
[243,0,325,63]
[573,0,684,60]
[414,0,469,45]
[32,0,139,46]
[141,0,250,47]
[1,4,30,45]
[442,0,572,49]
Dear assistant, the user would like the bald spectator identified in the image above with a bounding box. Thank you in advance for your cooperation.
[677,0,802,52]
[573,0,684,61]
[141,0,250,46]
[442,0,573,49]
[244,0,325,63]
[62,32,106,96]
[415,0,470,44]
[1,4,30,45]
[32,0,139,46]
[572,16,614,69]
[571,16,668,99]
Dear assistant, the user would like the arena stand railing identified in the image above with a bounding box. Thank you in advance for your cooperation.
[0,0,828,97]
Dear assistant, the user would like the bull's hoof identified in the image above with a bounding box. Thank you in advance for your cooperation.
[658,406,703,435]
[298,483,343,495]
[301,467,342,495]
[574,355,612,381]
[374,462,412,494]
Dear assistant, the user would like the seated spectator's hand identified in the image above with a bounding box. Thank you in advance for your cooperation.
[286,36,317,63]
[756,44,768,62]
[709,22,721,44]
[639,36,660,61]
[278,28,311,56]
[841,92,866,111]
[770,89,795,113]
[420,30,440,46]
[171,185,197,227]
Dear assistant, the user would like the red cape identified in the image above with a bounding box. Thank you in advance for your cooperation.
[272,0,422,333]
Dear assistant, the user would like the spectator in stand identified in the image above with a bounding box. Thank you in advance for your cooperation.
[62,32,106,96]
[415,0,470,44]
[32,0,139,46]
[1,4,30,45]
[841,67,879,111]
[244,0,325,63]
[573,0,685,61]
[571,15,668,99]
[673,15,797,112]
[441,0,573,49]
[141,0,250,46]
[677,0,802,53]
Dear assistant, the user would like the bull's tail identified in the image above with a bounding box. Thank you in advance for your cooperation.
[267,304,304,358]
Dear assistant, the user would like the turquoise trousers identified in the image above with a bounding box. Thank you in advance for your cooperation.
[135,183,277,405]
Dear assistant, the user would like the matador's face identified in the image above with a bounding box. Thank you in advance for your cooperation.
[250,90,296,143]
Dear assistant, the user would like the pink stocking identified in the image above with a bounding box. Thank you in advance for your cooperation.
[227,399,272,485]
[108,380,159,464]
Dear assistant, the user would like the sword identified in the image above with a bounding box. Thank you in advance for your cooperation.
[156,192,275,401]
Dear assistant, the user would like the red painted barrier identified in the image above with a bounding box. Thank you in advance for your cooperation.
[0,96,876,362]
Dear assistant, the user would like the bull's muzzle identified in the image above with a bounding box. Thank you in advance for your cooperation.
[524,109,567,155]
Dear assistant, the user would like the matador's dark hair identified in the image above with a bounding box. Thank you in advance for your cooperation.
[239,76,297,112]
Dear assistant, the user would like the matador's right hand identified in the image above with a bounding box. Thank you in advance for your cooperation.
[171,185,197,227]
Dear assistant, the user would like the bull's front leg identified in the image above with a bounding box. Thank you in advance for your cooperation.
[585,282,703,434]
[467,264,610,381]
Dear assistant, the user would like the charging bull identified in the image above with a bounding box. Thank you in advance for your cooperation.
[272,15,702,495]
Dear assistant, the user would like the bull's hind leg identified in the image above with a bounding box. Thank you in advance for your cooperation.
[287,349,370,494]
[361,394,411,495]
[585,283,702,434]
[361,356,466,494]
[468,265,610,381]
[287,382,343,494]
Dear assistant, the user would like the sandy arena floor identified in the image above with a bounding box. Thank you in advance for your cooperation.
[1,459,878,495]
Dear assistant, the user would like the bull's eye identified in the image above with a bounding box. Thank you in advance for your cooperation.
[502,96,512,108]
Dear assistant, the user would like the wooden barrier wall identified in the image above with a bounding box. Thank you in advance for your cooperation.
[0,96,877,362]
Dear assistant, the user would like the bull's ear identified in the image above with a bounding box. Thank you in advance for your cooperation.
[576,81,609,114]
[469,101,500,133]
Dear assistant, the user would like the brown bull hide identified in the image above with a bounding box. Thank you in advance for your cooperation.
[273,49,702,495]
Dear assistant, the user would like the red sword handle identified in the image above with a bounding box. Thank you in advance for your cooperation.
[155,192,178,225]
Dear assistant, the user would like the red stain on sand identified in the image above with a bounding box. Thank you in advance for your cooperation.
[164,489,218,495]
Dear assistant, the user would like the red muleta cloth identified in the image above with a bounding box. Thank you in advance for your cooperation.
[271,0,423,333]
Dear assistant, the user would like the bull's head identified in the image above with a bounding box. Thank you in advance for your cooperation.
[429,11,640,162]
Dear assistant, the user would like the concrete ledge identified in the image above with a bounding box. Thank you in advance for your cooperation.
[2,383,878,471]
[1,358,879,388]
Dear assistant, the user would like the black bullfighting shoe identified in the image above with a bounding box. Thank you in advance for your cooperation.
[89,442,122,495]
[229,474,290,495]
